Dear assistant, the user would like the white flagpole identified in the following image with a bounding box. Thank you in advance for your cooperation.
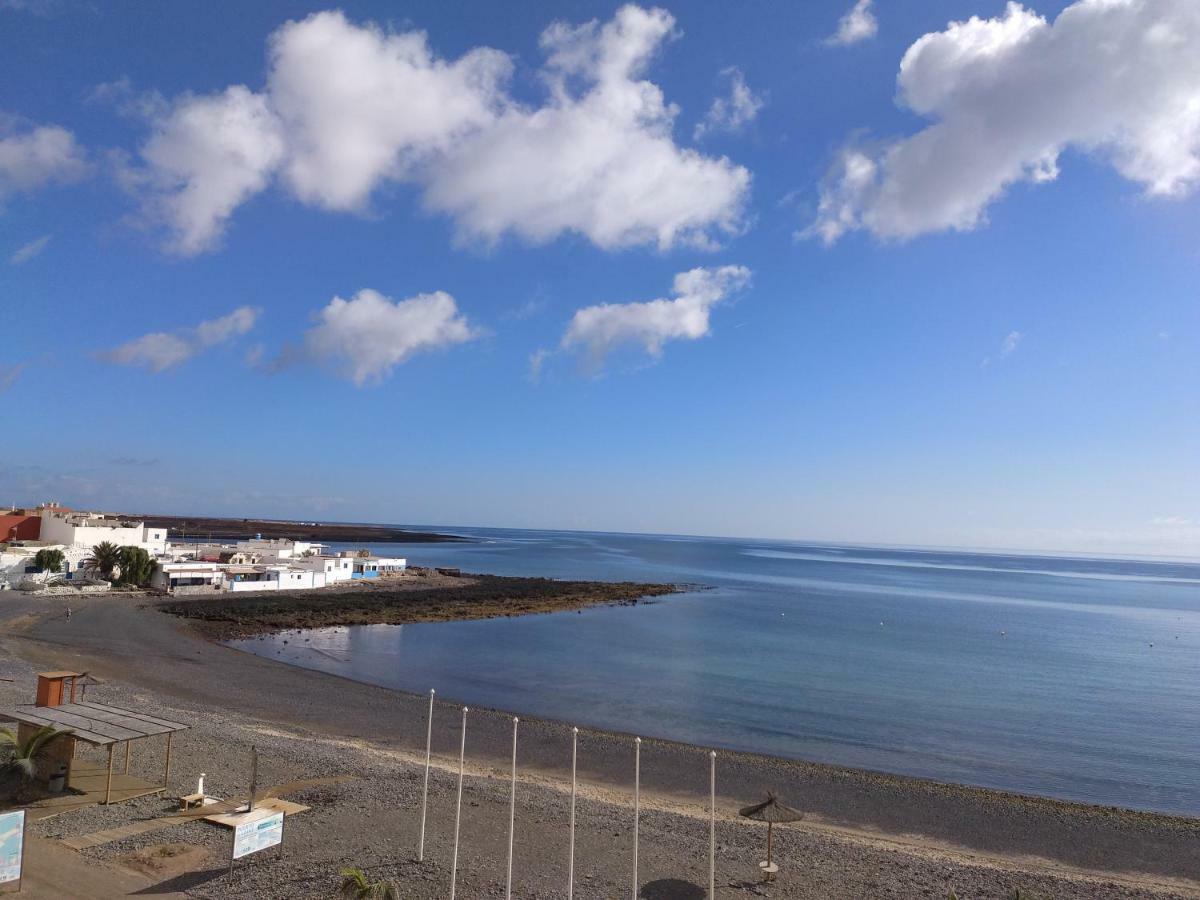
[506,717,518,900]
[632,736,641,900]
[450,706,468,900]
[709,750,716,899]
[568,726,578,899]
[418,689,435,862]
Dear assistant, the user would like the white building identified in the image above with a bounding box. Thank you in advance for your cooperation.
[294,554,354,584]
[233,538,325,560]
[1,544,100,587]
[154,560,332,594]
[37,505,167,555]
[351,556,407,578]
[154,562,226,593]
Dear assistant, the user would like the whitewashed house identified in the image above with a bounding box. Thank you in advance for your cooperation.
[37,505,167,554]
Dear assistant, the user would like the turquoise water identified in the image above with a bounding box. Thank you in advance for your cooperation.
[228,529,1200,815]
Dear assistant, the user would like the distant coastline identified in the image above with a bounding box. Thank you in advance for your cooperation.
[158,568,682,638]
[118,512,470,544]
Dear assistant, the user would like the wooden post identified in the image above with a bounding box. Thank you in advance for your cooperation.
[163,732,173,788]
[124,741,131,775]
[105,744,114,805]
[248,746,258,813]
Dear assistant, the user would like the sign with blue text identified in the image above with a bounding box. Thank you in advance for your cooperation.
[0,809,24,885]
[232,811,284,860]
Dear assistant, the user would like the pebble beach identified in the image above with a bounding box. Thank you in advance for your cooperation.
[1,588,1197,898]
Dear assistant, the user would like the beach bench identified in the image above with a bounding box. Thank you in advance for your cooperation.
[179,792,205,811]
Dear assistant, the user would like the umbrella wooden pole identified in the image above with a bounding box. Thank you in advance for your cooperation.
[767,822,773,869]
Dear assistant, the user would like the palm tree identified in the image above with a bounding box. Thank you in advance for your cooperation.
[1,725,67,800]
[33,548,65,573]
[83,541,121,580]
[339,868,401,899]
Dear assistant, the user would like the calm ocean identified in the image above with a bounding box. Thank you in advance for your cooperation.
[227,529,1200,816]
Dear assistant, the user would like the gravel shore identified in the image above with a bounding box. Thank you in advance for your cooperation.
[1,593,1197,899]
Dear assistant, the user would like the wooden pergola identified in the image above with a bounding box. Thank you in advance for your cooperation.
[0,701,189,804]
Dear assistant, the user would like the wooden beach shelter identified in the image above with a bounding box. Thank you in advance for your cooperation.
[739,792,804,882]
[0,673,189,805]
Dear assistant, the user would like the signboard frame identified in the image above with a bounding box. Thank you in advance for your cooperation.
[0,808,26,893]
[229,810,285,876]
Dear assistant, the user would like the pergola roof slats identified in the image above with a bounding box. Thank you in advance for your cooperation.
[0,702,189,747]
[70,701,186,731]
[65,704,176,735]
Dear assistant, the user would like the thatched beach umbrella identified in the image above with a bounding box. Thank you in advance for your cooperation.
[739,792,803,879]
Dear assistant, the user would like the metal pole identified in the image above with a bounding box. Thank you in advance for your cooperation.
[632,737,641,900]
[124,740,131,775]
[506,717,518,900]
[709,751,716,899]
[568,726,578,899]
[449,706,467,900]
[418,688,434,862]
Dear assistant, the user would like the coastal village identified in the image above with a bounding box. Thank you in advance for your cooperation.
[0,503,406,595]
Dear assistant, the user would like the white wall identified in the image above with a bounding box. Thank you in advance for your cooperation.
[38,512,167,554]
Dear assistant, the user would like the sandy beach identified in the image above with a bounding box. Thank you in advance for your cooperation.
[1,589,1198,899]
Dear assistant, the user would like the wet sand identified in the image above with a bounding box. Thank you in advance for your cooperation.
[1,592,1197,898]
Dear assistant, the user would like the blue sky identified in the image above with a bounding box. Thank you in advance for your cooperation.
[2,0,1198,555]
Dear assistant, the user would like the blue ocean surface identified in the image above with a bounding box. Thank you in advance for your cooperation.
[227,529,1200,816]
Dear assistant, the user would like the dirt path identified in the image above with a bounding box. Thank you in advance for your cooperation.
[19,835,188,899]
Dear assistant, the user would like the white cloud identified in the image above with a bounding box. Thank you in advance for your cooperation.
[528,347,550,383]
[828,0,878,46]
[127,6,748,255]
[267,10,510,211]
[561,264,750,369]
[300,288,478,385]
[425,5,748,250]
[1152,516,1192,526]
[982,329,1023,367]
[99,306,260,372]
[9,233,50,264]
[807,0,1200,243]
[0,119,88,200]
[0,363,22,392]
[138,86,285,254]
[694,68,764,140]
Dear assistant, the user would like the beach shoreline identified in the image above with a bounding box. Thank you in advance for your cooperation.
[1,590,1197,897]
